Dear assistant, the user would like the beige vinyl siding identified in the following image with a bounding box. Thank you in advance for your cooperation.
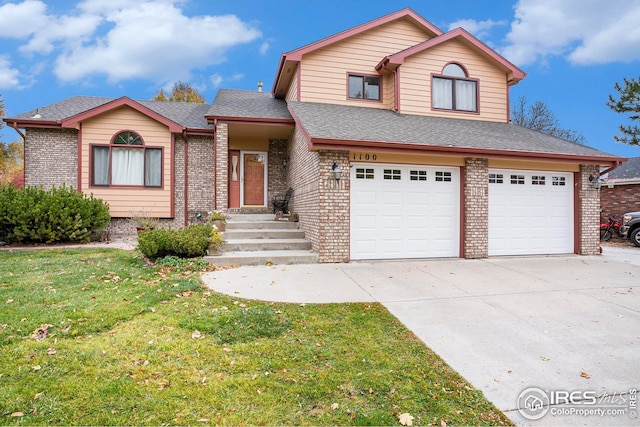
[399,38,508,122]
[80,106,173,218]
[285,64,299,101]
[299,18,433,108]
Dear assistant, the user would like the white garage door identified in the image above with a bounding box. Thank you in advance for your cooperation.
[489,169,574,256]
[350,163,460,260]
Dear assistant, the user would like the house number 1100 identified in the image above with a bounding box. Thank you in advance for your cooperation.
[352,153,378,161]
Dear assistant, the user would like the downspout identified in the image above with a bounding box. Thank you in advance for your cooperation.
[183,129,189,227]
[12,122,26,187]
[380,60,399,112]
[599,161,623,177]
[213,118,217,210]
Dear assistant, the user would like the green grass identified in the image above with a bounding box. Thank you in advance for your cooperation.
[0,248,512,426]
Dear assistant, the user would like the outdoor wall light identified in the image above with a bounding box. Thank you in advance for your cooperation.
[282,156,289,167]
[589,174,602,190]
[332,162,343,181]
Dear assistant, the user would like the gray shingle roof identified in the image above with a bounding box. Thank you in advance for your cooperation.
[288,101,618,158]
[208,89,292,120]
[8,96,212,129]
[608,156,640,179]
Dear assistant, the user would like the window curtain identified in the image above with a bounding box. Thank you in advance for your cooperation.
[112,148,144,185]
[93,146,110,185]
[456,80,477,111]
[145,148,162,187]
[432,78,452,109]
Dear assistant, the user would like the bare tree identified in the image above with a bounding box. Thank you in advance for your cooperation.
[511,96,585,144]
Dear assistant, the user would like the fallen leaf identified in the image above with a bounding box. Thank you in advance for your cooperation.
[331,403,339,410]
[399,413,414,426]
[6,298,14,304]
[540,356,550,361]
[11,412,24,417]
[32,365,42,372]
[47,348,56,355]
[441,420,447,427]
[581,371,591,379]
[191,330,203,339]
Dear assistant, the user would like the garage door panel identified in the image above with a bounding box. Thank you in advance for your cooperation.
[351,164,460,260]
[489,169,573,256]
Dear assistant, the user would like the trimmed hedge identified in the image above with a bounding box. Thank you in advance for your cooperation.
[137,224,214,259]
[0,185,110,244]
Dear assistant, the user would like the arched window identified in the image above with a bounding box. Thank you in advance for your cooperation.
[432,62,478,112]
[92,131,162,187]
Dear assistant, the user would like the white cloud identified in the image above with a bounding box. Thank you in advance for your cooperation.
[259,41,270,55]
[501,0,640,66]
[0,0,48,38]
[54,2,261,82]
[447,18,506,40]
[0,56,21,89]
[210,73,223,88]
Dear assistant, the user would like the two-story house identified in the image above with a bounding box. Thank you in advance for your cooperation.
[3,8,623,262]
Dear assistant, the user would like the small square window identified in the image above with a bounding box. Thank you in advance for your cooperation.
[435,171,452,182]
[532,175,546,185]
[489,173,503,184]
[356,168,374,179]
[383,169,401,180]
[552,176,566,186]
[510,175,525,185]
[410,170,427,181]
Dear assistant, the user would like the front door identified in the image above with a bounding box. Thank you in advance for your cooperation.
[242,152,267,206]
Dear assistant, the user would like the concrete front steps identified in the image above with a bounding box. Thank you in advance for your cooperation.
[205,213,319,266]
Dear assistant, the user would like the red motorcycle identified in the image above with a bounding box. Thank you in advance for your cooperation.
[600,217,624,241]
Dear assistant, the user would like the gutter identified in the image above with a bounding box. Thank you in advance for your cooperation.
[10,122,26,140]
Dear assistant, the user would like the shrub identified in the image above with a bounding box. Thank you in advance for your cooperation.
[0,184,110,243]
[137,224,220,260]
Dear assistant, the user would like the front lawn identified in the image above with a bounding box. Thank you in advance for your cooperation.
[0,249,511,426]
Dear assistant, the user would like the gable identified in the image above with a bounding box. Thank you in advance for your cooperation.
[398,37,509,121]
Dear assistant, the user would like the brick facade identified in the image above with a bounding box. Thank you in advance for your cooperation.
[215,123,229,211]
[463,158,489,258]
[317,150,350,263]
[25,128,78,189]
[287,126,320,252]
[268,138,288,209]
[600,183,640,221]
[186,135,215,221]
[578,164,600,255]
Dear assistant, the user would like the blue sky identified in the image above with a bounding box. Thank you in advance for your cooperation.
[1,0,639,158]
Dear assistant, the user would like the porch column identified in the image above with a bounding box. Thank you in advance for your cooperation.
[578,164,600,255]
[318,150,350,263]
[215,122,229,211]
[463,157,489,259]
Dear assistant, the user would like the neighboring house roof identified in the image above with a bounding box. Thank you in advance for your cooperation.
[207,89,293,123]
[377,27,526,85]
[4,96,212,130]
[288,101,619,163]
[273,8,443,97]
[606,156,640,180]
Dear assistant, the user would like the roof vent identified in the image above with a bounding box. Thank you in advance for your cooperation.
[31,108,41,119]
[257,81,263,92]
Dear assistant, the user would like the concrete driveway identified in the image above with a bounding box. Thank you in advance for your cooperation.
[202,246,640,426]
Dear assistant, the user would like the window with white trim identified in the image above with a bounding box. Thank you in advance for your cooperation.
[510,175,525,185]
[383,169,401,180]
[410,170,427,181]
[355,168,374,179]
[489,173,503,184]
[435,171,452,182]
[92,131,162,187]
[552,176,566,186]
[532,175,546,185]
